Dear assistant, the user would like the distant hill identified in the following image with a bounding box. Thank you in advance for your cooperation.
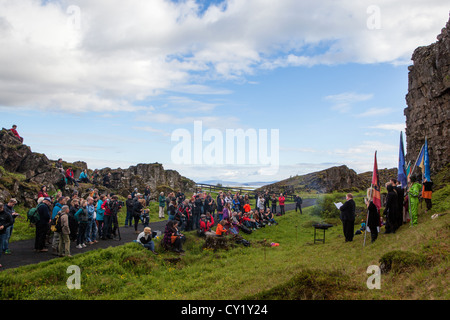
[198,180,277,188]
[255,165,398,194]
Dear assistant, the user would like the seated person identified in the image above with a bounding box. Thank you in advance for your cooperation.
[10,125,23,143]
[215,219,228,236]
[198,212,215,237]
[162,220,185,253]
[65,167,79,186]
[265,208,278,225]
[136,227,158,254]
[78,169,90,183]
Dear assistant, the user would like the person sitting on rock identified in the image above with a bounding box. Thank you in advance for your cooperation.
[78,169,90,183]
[9,125,23,143]
[65,167,78,187]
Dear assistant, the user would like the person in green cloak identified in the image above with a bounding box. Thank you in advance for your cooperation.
[408,175,422,226]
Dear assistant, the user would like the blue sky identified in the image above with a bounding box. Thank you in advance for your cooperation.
[0,0,448,183]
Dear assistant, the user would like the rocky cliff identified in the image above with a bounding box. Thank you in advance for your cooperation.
[256,165,397,194]
[405,15,450,175]
[0,128,195,206]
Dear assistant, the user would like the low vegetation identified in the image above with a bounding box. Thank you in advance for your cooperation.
[1,184,449,299]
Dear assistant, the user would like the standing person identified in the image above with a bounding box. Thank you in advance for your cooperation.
[294,195,303,214]
[137,227,158,255]
[408,175,422,226]
[85,197,97,244]
[144,186,151,206]
[422,178,433,213]
[216,193,224,222]
[193,194,202,229]
[278,194,285,216]
[101,196,112,239]
[2,198,19,255]
[57,205,71,257]
[35,197,52,252]
[125,194,134,227]
[68,199,79,242]
[9,125,23,143]
[0,203,13,268]
[257,195,265,212]
[108,195,122,240]
[75,200,89,248]
[132,197,144,234]
[271,194,278,214]
[51,197,66,255]
[96,195,105,239]
[365,188,380,243]
[384,184,399,234]
[339,193,356,242]
[159,192,166,219]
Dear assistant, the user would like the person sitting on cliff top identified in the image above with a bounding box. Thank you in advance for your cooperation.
[9,125,23,143]
[65,167,79,187]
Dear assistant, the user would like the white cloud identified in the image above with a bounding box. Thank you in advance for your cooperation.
[355,107,394,118]
[325,92,374,113]
[370,123,406,131]
[0,0,448,114]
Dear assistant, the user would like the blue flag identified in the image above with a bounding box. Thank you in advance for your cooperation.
[398,132,407,187]
[424,138,431,181]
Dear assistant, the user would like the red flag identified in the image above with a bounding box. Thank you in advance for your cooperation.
[371,151,381,210]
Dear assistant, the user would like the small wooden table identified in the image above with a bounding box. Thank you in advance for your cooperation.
[313,223,333,244]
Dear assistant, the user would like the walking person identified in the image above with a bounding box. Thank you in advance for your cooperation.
[339,193,356,242]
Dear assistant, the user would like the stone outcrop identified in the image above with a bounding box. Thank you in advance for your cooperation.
[256,165,398,194]
[405,15,450,175]
[0,128,195,206]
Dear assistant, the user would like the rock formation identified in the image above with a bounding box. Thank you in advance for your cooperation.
[256,165,397,194]
[405,15,450,175]
[0,128,195,206]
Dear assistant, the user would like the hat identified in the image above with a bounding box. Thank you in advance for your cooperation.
[44,197,52,202]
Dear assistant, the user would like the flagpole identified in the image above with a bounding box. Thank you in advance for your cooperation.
[410,144,424,178]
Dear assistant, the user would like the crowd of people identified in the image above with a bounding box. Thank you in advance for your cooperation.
[338,174,433,244]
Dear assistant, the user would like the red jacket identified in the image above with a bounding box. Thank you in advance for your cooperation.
[66,169,74,178]
[279,196,285,205]
[199,216,214,232]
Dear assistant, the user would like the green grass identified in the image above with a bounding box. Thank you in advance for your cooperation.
[1,193,449,300]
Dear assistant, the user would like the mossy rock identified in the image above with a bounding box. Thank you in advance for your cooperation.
[379,250,426,274]
[246,269,357,300]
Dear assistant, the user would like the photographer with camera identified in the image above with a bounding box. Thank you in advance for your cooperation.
[108,195,122,241]
[136,227,158,255]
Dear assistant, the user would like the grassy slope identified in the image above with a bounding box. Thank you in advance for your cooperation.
[1,182,448,300]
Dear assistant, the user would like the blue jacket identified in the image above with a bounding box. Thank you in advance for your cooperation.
[52,203,63,220]
[96,200,104,221]
[79,171,88,180]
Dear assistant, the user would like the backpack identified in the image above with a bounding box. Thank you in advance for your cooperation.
[51,212,63,233]
[27,203,43,224]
